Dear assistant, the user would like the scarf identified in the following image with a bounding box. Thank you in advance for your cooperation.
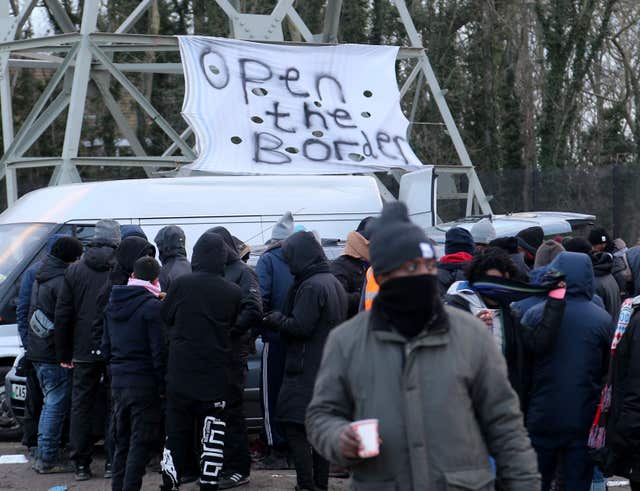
[588,298,635,450]
[440,252,473,264]
[343,231,370,262]
[127,277,162,297]
[470,276,553,303]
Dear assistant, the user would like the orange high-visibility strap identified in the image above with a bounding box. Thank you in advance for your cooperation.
[364,267,379,311]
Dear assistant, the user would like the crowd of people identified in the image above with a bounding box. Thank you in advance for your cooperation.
[14,203,640,491]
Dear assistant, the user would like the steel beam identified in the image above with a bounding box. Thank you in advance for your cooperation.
[322,0,343,43]
[115,0,152,34]
[89,42,195,159]
[54,1,99,186]
[7,156,186,168]
[43,0,76,33]
[12,90,70,157]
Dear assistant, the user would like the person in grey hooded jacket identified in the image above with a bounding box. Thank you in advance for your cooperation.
[306,202,540,491]
[154,225,191,293]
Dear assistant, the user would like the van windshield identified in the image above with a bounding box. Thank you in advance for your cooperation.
[0,223,55,285]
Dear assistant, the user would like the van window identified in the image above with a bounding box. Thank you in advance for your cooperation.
[0,223,56,287]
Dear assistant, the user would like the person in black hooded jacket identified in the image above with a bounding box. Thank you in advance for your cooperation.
[207,226,262,488]
[28,237,83,473]
[263,231,348,491]
[102,256,166,491]
[54,219,120,480]
[155,225,191,293]
[92,236,157,351]
[160,232,241,491]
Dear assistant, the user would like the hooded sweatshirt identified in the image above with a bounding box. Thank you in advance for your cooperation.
[102,284,166,391]
[155,225,192,293]
[161,232,242,401]
[207,227,263,363]
[523,252,613,445]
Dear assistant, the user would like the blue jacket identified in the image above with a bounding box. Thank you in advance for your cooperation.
[16,234,64,348]
[102,285,167,392]
[256,244,294,343]
[523,252,613,445]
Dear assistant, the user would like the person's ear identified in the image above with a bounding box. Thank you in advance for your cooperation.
[130,272,136,279]
[152,278,160,286]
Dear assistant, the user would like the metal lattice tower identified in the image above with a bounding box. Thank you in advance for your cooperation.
[0,0,491,215]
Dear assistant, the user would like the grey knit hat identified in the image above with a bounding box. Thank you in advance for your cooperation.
[534,240,565,269]
[92,219,121,247]
[470,218,497,245]
[271,211,294,241]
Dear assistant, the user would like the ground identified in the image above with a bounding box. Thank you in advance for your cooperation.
[0,441,349,491]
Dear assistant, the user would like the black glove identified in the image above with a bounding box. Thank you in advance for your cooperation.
[263,312,286,330]
[539,270,566,289]
[15,356,32,377]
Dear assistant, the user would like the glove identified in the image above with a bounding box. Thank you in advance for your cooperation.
[263,312,286,330]
[539,270,566,289]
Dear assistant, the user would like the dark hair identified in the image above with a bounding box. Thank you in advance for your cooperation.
[133,256,160,282]
[563,237,592,255]
[51,236,84,263]
[465,247,518,284]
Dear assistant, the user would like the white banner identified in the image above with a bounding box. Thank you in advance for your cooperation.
[178,36,423,174]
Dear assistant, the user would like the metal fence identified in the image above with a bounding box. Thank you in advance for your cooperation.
[2,163,638,245]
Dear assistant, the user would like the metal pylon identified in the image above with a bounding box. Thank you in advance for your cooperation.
[0,0,491,215]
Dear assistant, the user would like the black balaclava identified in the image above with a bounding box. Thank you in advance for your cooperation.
[375,274,441,339]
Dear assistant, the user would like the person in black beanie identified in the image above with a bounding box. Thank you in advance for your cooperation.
[516,226,545,269]
[437,227,475,295]
[306,201,540,490]
[490,236,530,280]
[29,236,84,474]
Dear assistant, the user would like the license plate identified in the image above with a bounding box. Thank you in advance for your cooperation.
[11,383,26,401]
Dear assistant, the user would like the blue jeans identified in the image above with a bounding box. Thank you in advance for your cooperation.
[34,363,71,463]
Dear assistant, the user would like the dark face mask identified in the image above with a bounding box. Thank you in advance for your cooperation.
[374,274,441,339]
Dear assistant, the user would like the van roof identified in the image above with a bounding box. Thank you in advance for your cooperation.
[0,175,383,224]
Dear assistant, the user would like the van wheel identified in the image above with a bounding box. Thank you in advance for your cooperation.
[0,367,22,441]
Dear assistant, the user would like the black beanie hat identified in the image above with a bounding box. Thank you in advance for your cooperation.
[356,217,375,240]
[51,236,84,263]
[133,256,161,282]
[445,227,475,255]
[588,227,611,246]
[369,202,435,275]
[516,226,544,255]
[564,237,592,255]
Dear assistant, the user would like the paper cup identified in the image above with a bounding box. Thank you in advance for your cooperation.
[351,419,379,458]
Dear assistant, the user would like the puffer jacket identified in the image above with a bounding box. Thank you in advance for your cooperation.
[27,254,69,363]
[55,244,116,363]
[270,231,348,425]
[523,252,613,446]
[306,304,540,491]
[155,225,191,293]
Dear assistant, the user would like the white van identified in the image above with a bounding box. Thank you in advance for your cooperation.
[0,172,436,366]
